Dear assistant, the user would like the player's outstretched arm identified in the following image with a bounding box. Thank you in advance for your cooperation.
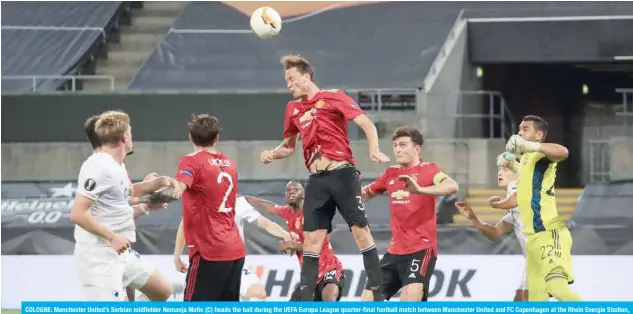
[139,180,187,205]
[244,195,280,216]
[539,143,569,163]
[261,134,299,163]
[455,202,512,240]
[255,216,292,241]
[280,240,303,253]
[489,192,518,210]
[132,176,176,197]
[361,185,379,202]
[506,135,569,162]
[400,175,459,196]
[131,203,168,218]
[173,219,187,273]
[353,114,390,163]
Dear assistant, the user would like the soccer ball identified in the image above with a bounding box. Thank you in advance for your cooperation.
[250,7,282,39]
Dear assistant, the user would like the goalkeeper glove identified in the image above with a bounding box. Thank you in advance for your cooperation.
[505,135,540,155]
[497,152,520,173]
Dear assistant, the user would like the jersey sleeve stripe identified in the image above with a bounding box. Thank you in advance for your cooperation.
[530,157,550,233]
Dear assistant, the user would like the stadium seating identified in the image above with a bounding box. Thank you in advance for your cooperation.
[452,188,584,225]
[1,2,130,92]
[128,2,462,91]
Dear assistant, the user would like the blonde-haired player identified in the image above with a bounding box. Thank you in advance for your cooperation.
[71,110,179,300]
[494,115,582,301]
[455,154,527,301]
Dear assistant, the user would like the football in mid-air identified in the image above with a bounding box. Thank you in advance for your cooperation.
[250,7,282,39]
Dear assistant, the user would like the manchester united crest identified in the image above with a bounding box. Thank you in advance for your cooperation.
[315,100,325,109]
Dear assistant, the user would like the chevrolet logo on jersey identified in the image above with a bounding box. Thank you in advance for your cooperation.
[391,190,410,200]
[299,110,313,123]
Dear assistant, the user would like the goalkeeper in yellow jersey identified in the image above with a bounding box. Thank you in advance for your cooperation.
[493,115,582,302]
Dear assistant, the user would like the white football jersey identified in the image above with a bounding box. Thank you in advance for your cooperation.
[74,152,135,244]
[234,196,261,243]
[502,181,527,257]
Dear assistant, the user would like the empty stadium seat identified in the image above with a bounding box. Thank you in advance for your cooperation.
[1,2,129,92]
[128,2,463,91]
[452,188,583,225]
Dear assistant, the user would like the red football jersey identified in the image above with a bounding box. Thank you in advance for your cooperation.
[368,160,448,255]
[275,205,344,283]
[175,150,245,261]
[282,89,364,170]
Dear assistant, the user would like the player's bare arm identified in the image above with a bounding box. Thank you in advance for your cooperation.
[173,219,187,273]
[139,180,187,204]
[131,175,175,197]
[131,203,168,218]
[69,194,130,254]
[489,192,518,210]
[399,175,459,196]
[261,134,299,163]
[280,239,304,254]
[244,195,280,216]
[361,185,380,202]
[353,114,390,163]
[455,202,513,240]
[254,216,292,241]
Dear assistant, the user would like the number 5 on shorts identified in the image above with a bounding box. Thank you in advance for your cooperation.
[217,171,234,213]
[410,259,421,272]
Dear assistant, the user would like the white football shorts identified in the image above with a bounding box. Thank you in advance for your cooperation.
[74,243,155,300]
[239,265,261,300]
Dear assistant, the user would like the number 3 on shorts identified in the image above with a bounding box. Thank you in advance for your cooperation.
[356,196,365,211]
[217,171,234,213]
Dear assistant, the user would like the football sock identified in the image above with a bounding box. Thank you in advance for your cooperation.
[361,245,384,301]
[546,276,583,301]
[298,252,320,301]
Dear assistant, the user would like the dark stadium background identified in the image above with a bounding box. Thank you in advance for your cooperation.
[2,1,633,306]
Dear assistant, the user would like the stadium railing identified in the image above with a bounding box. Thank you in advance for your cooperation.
[587,88,633,183]
[1,75,115,92]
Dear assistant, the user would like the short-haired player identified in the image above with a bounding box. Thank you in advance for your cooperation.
[496,115,582,301]
[71,111,178,301]
[360,126,458,301]
[260,55,388,301]
[83,114,175,301]
[245,181,346,302]
[174,196,293,301]
[455,154,528,301]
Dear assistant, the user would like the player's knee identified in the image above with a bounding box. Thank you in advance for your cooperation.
[246,284,267,300]
[350,225,373,248]
[321,284,340,301]
[360,289,374,301]
[400,283,424,301]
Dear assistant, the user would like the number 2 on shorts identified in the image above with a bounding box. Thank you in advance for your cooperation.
[217,171,234,213]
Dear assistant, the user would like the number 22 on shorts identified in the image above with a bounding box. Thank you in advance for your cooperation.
[217,171,234,213]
